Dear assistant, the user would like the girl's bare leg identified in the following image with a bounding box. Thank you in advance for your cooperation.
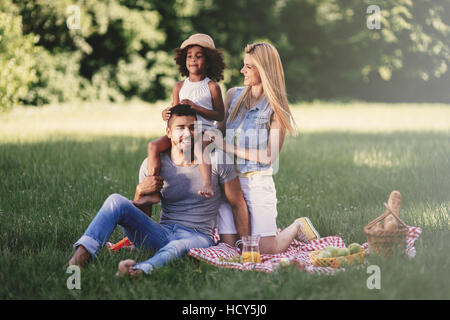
[196,135,214,198]
[146,135,171,201]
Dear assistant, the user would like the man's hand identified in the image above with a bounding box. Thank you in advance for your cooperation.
[116,259,143,278]
[135,175,164,198]
[133,171,163,217]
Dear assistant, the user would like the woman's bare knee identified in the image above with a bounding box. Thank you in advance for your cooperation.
[259,236,278,254]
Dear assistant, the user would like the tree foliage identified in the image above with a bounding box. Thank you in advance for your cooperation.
[1,0,450,109]
[0,2,38,111]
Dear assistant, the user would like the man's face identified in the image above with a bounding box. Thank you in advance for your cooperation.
[167,115,196,152]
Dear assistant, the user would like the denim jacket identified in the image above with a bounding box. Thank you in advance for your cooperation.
[225,87,273,174]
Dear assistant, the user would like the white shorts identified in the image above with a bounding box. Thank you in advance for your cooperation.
[218,174,278,237]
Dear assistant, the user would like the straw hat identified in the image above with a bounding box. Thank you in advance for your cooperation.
[180,33,215,50]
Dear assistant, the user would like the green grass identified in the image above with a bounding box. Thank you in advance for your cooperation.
[0,101,449,299]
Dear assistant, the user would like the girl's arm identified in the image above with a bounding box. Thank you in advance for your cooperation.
[172,81,182,106]
[181,82,224,122]
[216,87,236,135]
[213,113,286,165]
[162,81,183,121]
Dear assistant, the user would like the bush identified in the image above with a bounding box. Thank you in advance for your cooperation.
[0,9,38,111]
[19,50,85,105]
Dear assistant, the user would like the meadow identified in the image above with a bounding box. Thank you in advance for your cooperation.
[0,101,449,299]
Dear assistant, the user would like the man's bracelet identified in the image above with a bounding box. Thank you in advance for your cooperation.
[235,239,242,247]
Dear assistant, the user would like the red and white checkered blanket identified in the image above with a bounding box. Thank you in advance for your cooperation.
[187,226,422,274]
[107,226,421,274]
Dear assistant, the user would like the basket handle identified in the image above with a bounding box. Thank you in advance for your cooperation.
[383,202,408,228]
[365,203,408,229]
[366,210,390,229]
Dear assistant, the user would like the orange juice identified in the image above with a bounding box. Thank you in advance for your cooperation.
[242,251,261,263]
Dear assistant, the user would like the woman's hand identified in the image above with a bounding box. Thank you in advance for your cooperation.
[204,129,225,150]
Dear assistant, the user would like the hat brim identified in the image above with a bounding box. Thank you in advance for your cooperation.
[180,39,215,50]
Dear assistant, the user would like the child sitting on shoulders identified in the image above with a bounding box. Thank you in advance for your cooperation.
[147,33,226,202]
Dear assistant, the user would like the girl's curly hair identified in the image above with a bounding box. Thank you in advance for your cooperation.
[174,45,226,82]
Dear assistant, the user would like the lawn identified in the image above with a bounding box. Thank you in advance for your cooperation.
[0,101,449,300]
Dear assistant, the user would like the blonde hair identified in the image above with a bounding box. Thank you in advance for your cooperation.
[228,42,296,135]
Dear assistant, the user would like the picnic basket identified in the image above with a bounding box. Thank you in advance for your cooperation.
[309,249,365,268]
[364,202,409,257]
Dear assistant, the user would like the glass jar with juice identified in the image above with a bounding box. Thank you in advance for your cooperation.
[241,235,261,263]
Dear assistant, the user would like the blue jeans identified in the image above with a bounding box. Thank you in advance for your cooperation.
[73,193,213,274]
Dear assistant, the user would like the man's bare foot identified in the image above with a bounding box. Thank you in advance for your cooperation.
[68,245,90,268]
[115,259,143,278]
[198,184,214,198]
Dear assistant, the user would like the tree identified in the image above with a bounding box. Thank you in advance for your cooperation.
[277,0,450,101]
[0,1,38,110]
[3,0,450,108]
[16,0,177,104]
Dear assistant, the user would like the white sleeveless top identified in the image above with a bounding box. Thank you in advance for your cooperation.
[179,77,215,129]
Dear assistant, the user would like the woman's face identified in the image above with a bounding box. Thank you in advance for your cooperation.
[241,54,261,87]
[186,45,206,76]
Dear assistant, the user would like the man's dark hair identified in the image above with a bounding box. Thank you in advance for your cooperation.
[168,104,197,126]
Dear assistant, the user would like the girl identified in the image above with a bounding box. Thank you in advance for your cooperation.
[147,33,226,201]
[210,42,321,254]
[107,34,226,253]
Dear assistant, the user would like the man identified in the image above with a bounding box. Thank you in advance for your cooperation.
[68,104,250,276]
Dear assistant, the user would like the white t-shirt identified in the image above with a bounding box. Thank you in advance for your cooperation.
[139,151,236,239]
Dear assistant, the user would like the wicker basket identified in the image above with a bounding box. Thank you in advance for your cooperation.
[364,203,408,257]
[309,249,365,268]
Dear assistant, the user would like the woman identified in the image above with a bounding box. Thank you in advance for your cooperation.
[210,42,320,254]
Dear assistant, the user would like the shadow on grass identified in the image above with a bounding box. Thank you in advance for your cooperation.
[0,131,449,299]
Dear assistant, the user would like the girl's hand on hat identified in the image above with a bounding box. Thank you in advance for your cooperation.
[162,107,171,121]
[180,99,195,109]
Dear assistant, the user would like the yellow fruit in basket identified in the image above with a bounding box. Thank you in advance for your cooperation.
[316,251,325,258]
[337,248,350,256]
[348,243,362,254]
[317,250,331,258]
[325,246,338,257]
